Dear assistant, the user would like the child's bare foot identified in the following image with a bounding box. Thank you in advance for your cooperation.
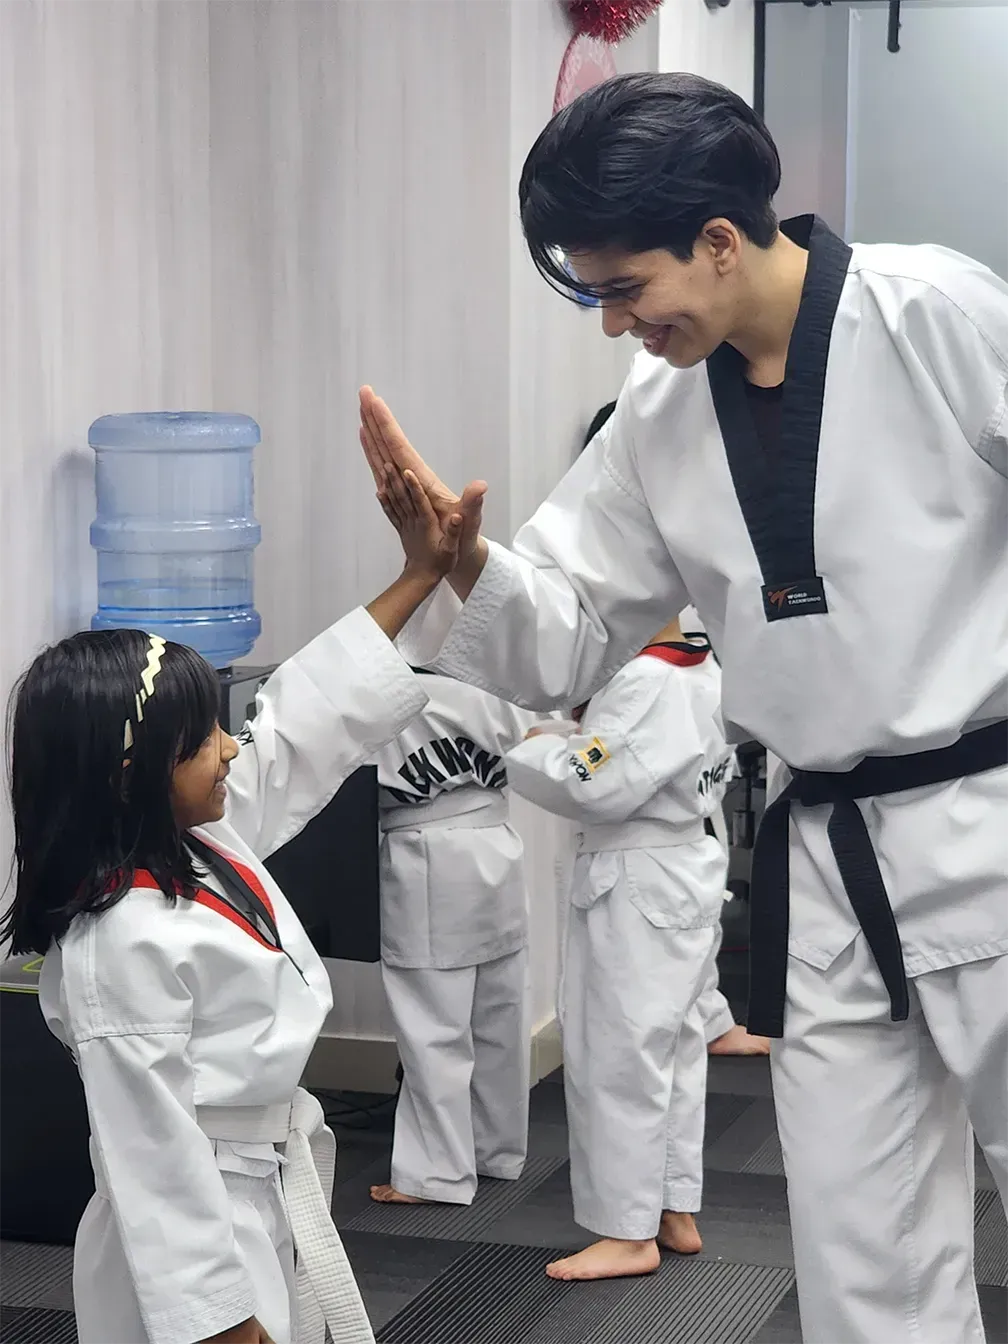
[369,1183,427,1204]
[658,1210,703,1255]
[708,1024,771,1056]
[545,1237,660,1281]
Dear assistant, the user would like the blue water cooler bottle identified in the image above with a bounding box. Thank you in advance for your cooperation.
[89,412,262,668]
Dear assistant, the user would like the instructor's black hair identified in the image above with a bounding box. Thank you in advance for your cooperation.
[2,630,221,955]
[520,72,782,302]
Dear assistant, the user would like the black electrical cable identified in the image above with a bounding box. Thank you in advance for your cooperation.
[315,1065,404,1130]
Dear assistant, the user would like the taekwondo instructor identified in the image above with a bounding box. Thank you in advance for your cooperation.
[360,73,1007,1344]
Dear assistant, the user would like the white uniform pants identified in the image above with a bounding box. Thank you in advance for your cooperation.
[74,1170,296,1344]
[381,947,529,1203]
[773,940,1008,1344]
[696,918,736,1044]
[562,883,717,1241]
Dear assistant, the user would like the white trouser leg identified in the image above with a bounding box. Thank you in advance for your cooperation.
[563,881,716,1242]
[662,999,709,1213]
[470,946,530,1181]
[696,919,736,1044]
[916,954,1008,1207]
[772,937,990,1344]
[381,961,478,1204]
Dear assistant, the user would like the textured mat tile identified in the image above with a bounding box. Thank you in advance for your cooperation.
[0,1242,74,1310]
[978,1284,1008,1344]
[330,1125,398,1187]
[519,1260,794,1344]
[526,1119,577,1162]
[471,1163,583,1249]
[331,1153,393,1222]
[375,1243,580,1343]
[741,1129,786,1177]
[694,1170,795,1269]
[517,1274,642,1344]
[705,1092,757,1148]
[340,1230,470,1332]
[343,1155,565,1239]
[377,1243,793,1344]
[529,1076,568,1126]
[704,1096,779,1174]
[755,1283,1008,1344]
[584,1259,794,1344]
[706,1055,774,1098]
[751,1284,803,1344]
[975,1188,1008,1288]
[0,1305,78,1344]
[978,1144,1000,1193]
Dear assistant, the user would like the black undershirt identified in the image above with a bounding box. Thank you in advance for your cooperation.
[744,380,784,468]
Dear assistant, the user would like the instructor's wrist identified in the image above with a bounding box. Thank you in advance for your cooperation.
[449,536,489,602]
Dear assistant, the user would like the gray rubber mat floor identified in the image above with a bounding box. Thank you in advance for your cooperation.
[3,1057,1006,1343]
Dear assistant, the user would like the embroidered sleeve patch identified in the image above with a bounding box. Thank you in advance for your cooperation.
[576,738,610,774]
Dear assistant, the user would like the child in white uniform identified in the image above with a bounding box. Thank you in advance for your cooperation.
[505,615,734,1281]
[2,469,462,1344]
[369,676,543,1206]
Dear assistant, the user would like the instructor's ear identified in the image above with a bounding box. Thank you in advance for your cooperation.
[700,219,743,276]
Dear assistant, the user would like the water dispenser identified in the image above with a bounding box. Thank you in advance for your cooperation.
[89,412,262,667]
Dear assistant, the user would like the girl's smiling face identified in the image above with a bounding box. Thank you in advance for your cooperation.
[170,723,239,828]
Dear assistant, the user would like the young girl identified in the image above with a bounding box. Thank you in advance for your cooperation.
[504,615,736,1283]
[369,675,543,1208]
[3,468,460,1344]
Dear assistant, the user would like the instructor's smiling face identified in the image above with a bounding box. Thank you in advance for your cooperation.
[568,220,742,369]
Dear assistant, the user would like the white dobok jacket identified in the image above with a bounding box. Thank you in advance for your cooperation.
[505,643,735,930]
[403,217,1008,1006]
[374,673,542,969]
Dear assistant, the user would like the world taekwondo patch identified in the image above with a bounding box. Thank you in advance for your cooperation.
[761,577,828,622]
[576,738,610,773]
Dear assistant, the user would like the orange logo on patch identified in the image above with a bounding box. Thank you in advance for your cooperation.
[767,587,796,610]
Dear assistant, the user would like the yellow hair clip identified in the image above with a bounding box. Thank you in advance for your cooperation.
[123,634,167,751]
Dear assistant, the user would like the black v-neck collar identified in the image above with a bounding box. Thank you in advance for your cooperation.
[706,215,852,620]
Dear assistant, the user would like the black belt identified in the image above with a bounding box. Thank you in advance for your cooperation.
[748,720,1008,1038]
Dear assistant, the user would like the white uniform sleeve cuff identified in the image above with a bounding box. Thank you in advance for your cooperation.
[144,1277,257,1344]
[301,605,429,741]
[405,542,516,687]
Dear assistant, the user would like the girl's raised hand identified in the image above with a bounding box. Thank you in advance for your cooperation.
[377,463,463,579]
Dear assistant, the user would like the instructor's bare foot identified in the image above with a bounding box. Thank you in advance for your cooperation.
[658,1210,703,1255]
[545,1237,660,1281]
[369,1183,427,1204]
[708,1024,771,1056]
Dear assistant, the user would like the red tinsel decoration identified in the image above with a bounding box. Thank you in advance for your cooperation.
[566,0,663,44]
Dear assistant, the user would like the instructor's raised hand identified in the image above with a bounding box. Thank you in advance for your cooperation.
[359,386,489,598]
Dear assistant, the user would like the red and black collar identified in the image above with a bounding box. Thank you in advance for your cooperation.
[131,841,282,953]
[639,638,710,668]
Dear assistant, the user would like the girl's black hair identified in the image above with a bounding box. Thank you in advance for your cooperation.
[519,72,782,303]
[583,401,618,452]
[3,629,221,955]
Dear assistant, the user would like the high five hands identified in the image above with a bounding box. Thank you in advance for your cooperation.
[359,387,489,596]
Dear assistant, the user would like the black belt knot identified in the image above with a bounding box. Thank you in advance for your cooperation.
[746,720,1007,1039]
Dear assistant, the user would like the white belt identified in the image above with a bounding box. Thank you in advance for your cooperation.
[197,1087,375,1344]
[577,816,707,854]
[382,789,508,834]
